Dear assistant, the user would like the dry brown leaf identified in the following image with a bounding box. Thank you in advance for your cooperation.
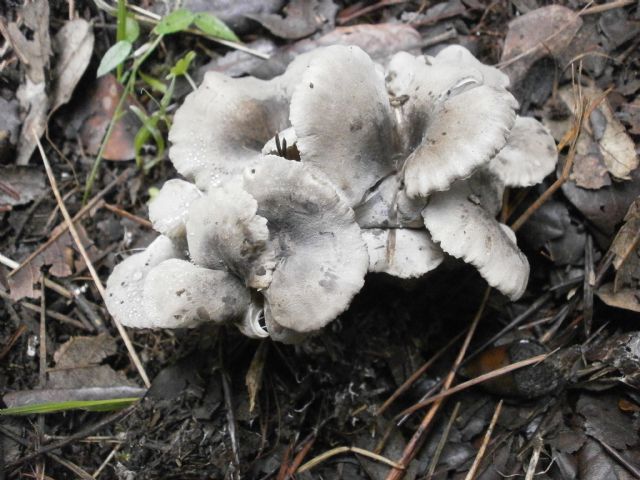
[500,5,582,84]
[0,166,46,208]
[8,223,100,300]
[4,0,52,165]
[51,19,95,112]
[245,341,269,413]
[247,0,337,39]
[68,75,140,161]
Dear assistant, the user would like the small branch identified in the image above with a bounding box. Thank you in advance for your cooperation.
[34,133,151,388]
[397,353,549,418]
[296,446,405,474]
[464,400,503,480]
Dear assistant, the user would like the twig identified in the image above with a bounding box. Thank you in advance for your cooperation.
[9,169,132,278]
[524,434,543,480]
[385,288,491,480]
[34,133,151,388]
[592,436,640,478]
[580,0,635,15]
[6,404,137,469]
[285,436,316,478]
[0,324,27,361]
[92,444,121,478]
[0,426,94,480]
[583,234,594,337]
[425,402,461,480]
[104,203,152,228]
[464,400,503,480]
[397,353,550,418]
[376,330,466,416]
[297,446,405,474]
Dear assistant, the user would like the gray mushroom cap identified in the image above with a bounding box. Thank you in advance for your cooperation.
[148,179,202,239]
[386,51,518,197]
[186,182,276,290]
[168,51,318,190]
[362,228,444,278]
[432,45,510,89]
[242,155,369,332]
[142,259,251,328]
[105,235,182,328]
[290,45,396,207]
[489,116,558,187]
[422,173,529,300]
[355,174,426,228]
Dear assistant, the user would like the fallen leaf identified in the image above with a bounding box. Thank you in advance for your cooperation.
[245,341,268,413]
[247,0,337,39]
[500,5,582,84]
[578,438,636,480]
[4,0,52,165]
[66,74,140,161]
[577,393,639,450]
[0,97,21,162]
[49,333,136,389]
[596,285,640,313]
[153,0,285,33]
[619,96,640,136]
[8,223,100,300]
[0,166,46,208]
[51,18,95,112]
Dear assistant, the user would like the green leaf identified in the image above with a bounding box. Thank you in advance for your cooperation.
[170,50,196,77]
[124,15,140,43]
[154,8,195,35]
[97,40,132,77]
[193,12,239,42]
[139,71,167,94]
[0,398,139,416]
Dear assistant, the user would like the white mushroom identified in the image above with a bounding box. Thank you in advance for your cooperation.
[290,45,396,207]
[432,45,510,89]
[142,259,250,328]
[105,236,182,328]
[362,228,444,278]
[242,155,369,332]
[422,174,529,300]
[355,174,426,228]
[386,51,518,197]
[489,116,558,187]
[148,179,202,239]
[186,182,276,290]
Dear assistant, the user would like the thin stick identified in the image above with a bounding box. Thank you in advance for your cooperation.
[0,324,27,360]
[104,203,152,228]
[376,330,466,416]
[92,444,120,478]
[385,288,491,480]
[425,402,461,479]
[593,436,640,478]
[398,353,549,418]
[296,446,405,474]
[39,274,47,390]
[464,400,503,480]
[9,168,132,278]
[580,0,635,15]
[34,134,151,388]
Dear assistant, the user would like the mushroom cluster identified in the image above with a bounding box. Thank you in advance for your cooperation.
[105,45,558,342]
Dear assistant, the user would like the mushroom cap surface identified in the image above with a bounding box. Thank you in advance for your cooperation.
[243,155,369,332]
[142,259,250,328]
[105,235,182,328]
[386,51,518,197]
[290,45,396,207]
[363,228,444,278]
[148,179,202,239]
[489,116,558,187]
[422,176,529,300]
[186,183,276,290]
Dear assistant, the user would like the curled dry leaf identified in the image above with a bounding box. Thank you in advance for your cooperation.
[51,19,95,112]
[597,197,640,313]
[4,0,52,165]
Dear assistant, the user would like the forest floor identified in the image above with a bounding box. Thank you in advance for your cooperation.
[1,0,640,479]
